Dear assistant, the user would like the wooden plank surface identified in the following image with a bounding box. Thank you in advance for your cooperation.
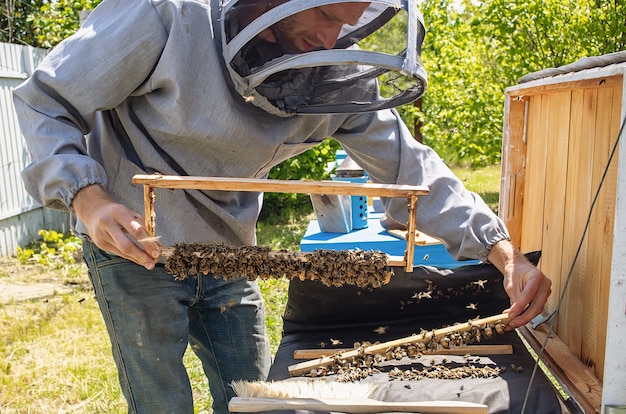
[500,96,527,247]
[584,85,620,381]
[132,175,429,198]
[559,88,595,356]
[540,91,572,318]
[520,326,602,414]
[506,75,622,98]
[520,94,548,253]
[229,397,488,413]
[386,229,443,246]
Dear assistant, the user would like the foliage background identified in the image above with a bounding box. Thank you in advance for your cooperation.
[2,0,624,190]
[415,0,625,166]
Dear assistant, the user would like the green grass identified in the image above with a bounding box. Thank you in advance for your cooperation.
[0,166,500,413]
[450,164,501,213]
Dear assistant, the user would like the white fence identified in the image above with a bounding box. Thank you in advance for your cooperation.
[0,42,70,257]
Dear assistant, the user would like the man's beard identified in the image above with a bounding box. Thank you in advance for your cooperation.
[270,18,303,54]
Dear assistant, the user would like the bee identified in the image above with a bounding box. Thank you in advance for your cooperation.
[473,279,488,289]
[473,329,481,343]
[466,303,478,310]
[318,341,327,348]
[440,336,451,348]
[373,326,389,335]
[511,364,524,373]
[330,338,343,346]
[418,291,432,300]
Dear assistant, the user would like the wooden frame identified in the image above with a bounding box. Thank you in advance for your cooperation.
[132,174,428,272]
[501,62,626,412]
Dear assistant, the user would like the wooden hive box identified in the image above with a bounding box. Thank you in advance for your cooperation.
[500,54,626,413]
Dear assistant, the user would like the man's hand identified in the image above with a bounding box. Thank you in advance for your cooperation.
[487,240,552,330]
[72,184,161,269]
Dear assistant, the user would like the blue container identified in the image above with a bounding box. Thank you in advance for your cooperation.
[334,149,348,168]
[300,211,479,268]
[331,174,369,230]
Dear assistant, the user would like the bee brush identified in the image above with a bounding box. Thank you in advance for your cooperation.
[229,379,488,413]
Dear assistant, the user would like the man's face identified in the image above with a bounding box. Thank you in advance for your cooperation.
[266,3,370,53]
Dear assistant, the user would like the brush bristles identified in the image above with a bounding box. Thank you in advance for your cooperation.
[230,380,375,399]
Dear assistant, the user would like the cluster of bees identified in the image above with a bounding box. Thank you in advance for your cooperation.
[165,242,394,289]
[428,320,506,350]
[306,319,508,382]
[386,362,504,381]
[309,350,506,383]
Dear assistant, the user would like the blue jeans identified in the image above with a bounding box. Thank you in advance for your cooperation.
[83,241,271,414]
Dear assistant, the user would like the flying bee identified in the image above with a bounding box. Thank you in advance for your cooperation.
[373,326,389,335]
[330,338,343,346]
[466,303,478,310]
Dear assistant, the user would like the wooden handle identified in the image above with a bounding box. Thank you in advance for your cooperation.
[228,397,488,413]
[288,313,510,376]
[132,175,428,198]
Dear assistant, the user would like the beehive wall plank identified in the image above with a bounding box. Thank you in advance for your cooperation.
[520,94,548,252]
[560,88,595,356]
[540,91,572,318]
[584,85,620,379]
[499,97,526,244]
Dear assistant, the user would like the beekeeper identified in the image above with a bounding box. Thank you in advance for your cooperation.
[12,0,551,412]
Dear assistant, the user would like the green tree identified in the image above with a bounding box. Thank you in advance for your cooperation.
[26,0,102,48]
[415,0,506,166]
[482,0,625,78]
[1,0,45,45]
[414,0,625,167]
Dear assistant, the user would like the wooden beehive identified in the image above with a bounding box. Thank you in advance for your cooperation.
[500,55,626,413]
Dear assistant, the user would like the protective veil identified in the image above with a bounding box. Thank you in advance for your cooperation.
[214,0,428,116]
